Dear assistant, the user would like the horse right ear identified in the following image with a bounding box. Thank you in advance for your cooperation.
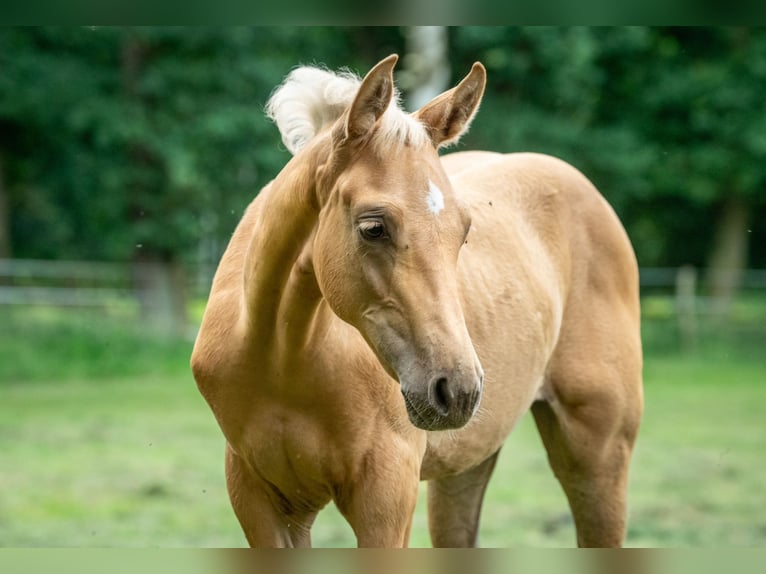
[414,62,486,149]
[343,54,398,142]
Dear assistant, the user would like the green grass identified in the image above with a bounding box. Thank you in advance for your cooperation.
[1,303,765,546]
[0,375,242,547]
[0,307,192,383]
[1,354,765,547]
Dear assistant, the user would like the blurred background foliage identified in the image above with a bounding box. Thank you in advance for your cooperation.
[2,27,765,271]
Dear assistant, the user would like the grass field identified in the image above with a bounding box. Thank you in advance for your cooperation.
[1,305,765,547]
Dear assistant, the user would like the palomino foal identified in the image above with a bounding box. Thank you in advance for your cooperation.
[191,55,643,547]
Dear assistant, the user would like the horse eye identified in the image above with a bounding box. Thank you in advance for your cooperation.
[359,220,387,241]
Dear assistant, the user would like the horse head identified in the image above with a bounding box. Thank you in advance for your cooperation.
[275,55,487,431]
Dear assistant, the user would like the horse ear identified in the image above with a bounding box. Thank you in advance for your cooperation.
[344,54,398,141]
[414,62,486,149]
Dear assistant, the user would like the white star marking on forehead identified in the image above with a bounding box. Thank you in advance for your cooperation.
[426,180,445,215]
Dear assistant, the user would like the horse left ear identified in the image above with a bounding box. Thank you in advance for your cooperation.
[414,62,486,149]
[344,54,398,141]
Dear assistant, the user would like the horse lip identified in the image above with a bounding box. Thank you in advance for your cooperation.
[401,389,473,431]
[401,392,428,428]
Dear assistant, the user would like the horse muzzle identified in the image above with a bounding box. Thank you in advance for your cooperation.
[401,370,483,431]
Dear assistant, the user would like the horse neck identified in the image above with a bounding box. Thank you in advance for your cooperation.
[242,138,330,354]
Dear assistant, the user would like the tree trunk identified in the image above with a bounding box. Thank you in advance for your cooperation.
[402,27,450,110]
[0,155,11,259]
[133,259,189,336]
[121,33,187,336]
[706,196,749,313]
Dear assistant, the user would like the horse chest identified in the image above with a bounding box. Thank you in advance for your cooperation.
[240,405,337,506]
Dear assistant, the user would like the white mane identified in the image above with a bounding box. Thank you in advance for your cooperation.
[266,65,429,155]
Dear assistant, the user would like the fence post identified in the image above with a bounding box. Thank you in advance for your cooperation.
[132,260,189,336]
[676,265,698,352]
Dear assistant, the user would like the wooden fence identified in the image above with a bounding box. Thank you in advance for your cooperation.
[640,266,766,352]
[2,259,765,341]
[0,259,133,307]
[0,258,197,335]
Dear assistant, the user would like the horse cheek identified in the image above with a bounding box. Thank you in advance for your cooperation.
[314,244,360,325]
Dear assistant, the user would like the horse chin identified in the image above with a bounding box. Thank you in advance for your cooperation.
[401,390,472,431]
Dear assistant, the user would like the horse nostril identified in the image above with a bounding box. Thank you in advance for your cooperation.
[431,376,452,416]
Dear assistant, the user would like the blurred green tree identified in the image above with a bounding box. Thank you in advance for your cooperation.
[0,28,404,261]
[0,27,404,330]
[629,28,766,303]
[452,27,766,299]
[1,26,764,315]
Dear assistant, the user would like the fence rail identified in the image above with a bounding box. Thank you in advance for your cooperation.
[0,286,134,307]
[0,258,129,282]
[2,259,766,304]
[639,267,766,289]
[1,258,764,353]
[1,259,765,347]
[0,259,135,307]
[0,259,193,334]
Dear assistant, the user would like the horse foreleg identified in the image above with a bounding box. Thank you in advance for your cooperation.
[427,451,500,547]
[335,442,421,548]
[225,444,317,548]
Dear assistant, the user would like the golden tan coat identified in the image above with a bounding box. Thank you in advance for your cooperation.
[191,55,643,547]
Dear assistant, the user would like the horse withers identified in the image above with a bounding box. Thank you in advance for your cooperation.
[191,55,643,547]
